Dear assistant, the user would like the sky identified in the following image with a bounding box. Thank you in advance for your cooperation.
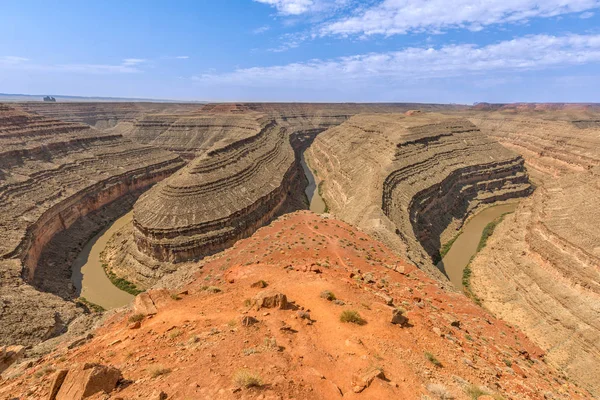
[1,0,600,103]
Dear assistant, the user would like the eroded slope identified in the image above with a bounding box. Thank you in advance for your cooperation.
[0,212,588,399]
[104,112,308,288]
[466,111,600,396]
[0,104,184,347]
[307,113,531,276]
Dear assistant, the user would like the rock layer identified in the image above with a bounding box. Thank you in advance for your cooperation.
[467,111,600,396]
[133,114,298,264]
[0,104,184,346]
[307,113,531,275]
[16,102,197,129]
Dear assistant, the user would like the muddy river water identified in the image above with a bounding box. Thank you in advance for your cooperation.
[71,155,326,309]
[437,203,517,289]
[71,211,134,309]
[300,153,326,213]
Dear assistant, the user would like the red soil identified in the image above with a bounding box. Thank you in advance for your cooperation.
[0,212,588,399]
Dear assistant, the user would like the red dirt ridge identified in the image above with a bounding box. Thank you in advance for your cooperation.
[0,212,587,399]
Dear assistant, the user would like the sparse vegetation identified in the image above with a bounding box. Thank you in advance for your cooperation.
[425,352,442,367]
[128,313,145,323]
[320,290,336,301]
[34,365,56,378]
[76,297,105,313]
[200,286,222,293]
[233,369,263,388]
[503,358,512,367]
[103,265,143,295]
[427,383,454,399]
[170,293,181,300]
[340,310,366,325]
[465,384,506,400]
[169,329,183,339]
[149,365,172,378]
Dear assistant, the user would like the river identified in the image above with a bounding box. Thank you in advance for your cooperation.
[437,203,517,289]
[71,154,325,309]
[300,153,326,214]
[71,211,134,309]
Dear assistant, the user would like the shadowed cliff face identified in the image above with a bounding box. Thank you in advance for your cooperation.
[306,113,531,278]
[0,104,184,347]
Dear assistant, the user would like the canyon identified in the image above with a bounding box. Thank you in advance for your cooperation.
[0,101,598,399]
[305,113,531,278]
[464,109,600,396]
[0,104,184,347]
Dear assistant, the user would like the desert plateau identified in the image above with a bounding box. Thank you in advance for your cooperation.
[2,1,600,399]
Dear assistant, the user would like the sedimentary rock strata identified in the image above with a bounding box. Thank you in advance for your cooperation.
[466,111,600,396]
[106,112,308,287]
[0,104,184,346]
[16,102,197,129]
[127,111,266,159]
[307,113,531,275]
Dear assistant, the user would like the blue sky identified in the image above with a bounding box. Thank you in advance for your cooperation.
[1,0,600,103]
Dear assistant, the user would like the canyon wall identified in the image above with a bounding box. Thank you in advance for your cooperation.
[102,104,437,287]
[0,104,184,346]
[306,113,531,277]
[466,111,600,396]
[104,111,309,288]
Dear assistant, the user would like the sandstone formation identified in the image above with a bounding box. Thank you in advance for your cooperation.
[306,113,531,276]
[0,212,588,399]
[127,109,267,159]
[466,111,600,396]
[0,104,184,346]
[16,102,197,129]
[105,112,309,288]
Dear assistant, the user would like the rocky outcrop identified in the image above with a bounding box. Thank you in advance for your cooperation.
[128,111,266,159]
[383,119,531,263]
[307,113,531,276]
[133,115,298,265]
[0,212,588,399]
[0,104,184,346]
[466,112,600,397]
[103,112,310,287]
[49,363,122,399]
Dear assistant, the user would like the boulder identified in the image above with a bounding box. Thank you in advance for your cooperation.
[253,291,288,310]
[48,370,69,400]
[241,316,259,327]
[391,309,409,326]
[133,293,157,315]
[54,363,122,400]
[351,368,385,393]
[375,292,394,306]
[0,345,25,374]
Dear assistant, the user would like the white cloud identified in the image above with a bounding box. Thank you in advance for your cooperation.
[580,11,595,18]
[0,57,144,74]
[321,0,600,36]
[267,32,309,52]
[254,0,315,15]
[253,25,271,34]
[194,34,600,87]
[0,56,29,65]
[254,0,352,15]
[176,55,190,59]
[122,58,147,66]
